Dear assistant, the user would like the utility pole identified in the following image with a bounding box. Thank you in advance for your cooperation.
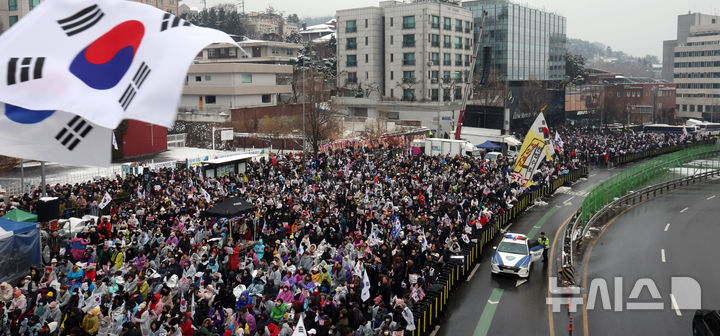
[40,162,46,197]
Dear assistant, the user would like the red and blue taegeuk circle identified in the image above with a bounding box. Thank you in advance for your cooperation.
[69,20,145,90]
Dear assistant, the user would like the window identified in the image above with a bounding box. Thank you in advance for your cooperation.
[8,0,17,11]
[431,71,439,83]
[390,35,394,45]
[465,55,470,66]
[28,0,39,10]
[241,74,252,83]
[347,72,357,84]
[390,89,394,97]
[443,88,451,101]
[455,87,462,100]
[455,71,462,81]
[402,34,415,47]
[443,36,451,48]
[390,71,394,80]
[403,16,415,29]
[431,52,439,66]
[443,53,451,66]
[403,89,416,101]
[431,34,440,47]
[366,72,369,79]
[365,19,368,28]
[402,71,415,85]
[346,20,356,33]
[690,105,695,112]
[443,71,450,82]
[431,89,439,101]
[204,75,212,81]
[455,54,462,66]
[465,38,471,50]
[346,38,357,50]
[195,76,202,82]
[365,37,368,45]
[455,37,462,49]
[205,95,216,104]
[431,15,440,29]
[390,17,393,27]
[402,53,415,66]
[347,55,357,67]
[262,94,271,103]
[455,19,462,32]
[365,54,368,63]
[8,15,18,26]
[465,21,472,33]
[390,54,394,62]
[444,17,451,30]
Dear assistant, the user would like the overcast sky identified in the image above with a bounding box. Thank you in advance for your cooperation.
[184,0,720,59]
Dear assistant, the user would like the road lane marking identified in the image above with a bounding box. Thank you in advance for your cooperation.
[547,212,575,336]
[664,223,670,232]
[661,249,666,263]
[582,203,645,336]
[429,326,441,336]
[708,195,716,200]
[466,263,480,282]
[527,205,561,240]
[473,288,504,336]
[670,294,682,316]
[680,207,689,213]
[589,173,597,177]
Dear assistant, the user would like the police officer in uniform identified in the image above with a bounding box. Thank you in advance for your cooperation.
[538,232,549,262]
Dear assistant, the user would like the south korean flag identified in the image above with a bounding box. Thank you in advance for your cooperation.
[0,103,111,166]
[0,0,234,129]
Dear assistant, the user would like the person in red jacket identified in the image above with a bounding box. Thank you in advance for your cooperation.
[180,313,194,336]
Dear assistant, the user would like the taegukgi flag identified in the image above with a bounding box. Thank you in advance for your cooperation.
[0,0,234,129]
[0,103,111,166]
[98,192,112,209]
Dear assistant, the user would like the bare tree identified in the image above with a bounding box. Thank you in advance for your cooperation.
[516,79,551,130]
[299,68,341,162]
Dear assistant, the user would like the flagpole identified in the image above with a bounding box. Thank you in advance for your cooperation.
[20,159,24,195]
[41,161,46,197]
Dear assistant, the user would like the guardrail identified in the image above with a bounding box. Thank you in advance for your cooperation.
[580,168,720,241]
[409,166,588,336]
[581,142,720,226]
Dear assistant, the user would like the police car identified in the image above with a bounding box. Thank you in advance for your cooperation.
[490,233,544,278]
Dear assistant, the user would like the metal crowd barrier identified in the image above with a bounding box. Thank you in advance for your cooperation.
[410,166,589,336]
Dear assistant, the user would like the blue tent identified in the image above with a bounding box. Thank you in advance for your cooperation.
[476,141,502,151]
[0,218,41,282]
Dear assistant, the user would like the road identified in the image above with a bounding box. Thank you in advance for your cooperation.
[583,178,720,335]
[436,166,617,336]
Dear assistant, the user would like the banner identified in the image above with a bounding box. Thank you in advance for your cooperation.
[510,113,553,187]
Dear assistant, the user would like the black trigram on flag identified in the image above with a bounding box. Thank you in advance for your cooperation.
[57,4,105,36]
[7,57,45,85]
[119,61,151,111]
[55,116,93,151]
[160,12,191,32]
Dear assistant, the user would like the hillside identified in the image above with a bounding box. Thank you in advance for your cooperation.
[568,38,660,78]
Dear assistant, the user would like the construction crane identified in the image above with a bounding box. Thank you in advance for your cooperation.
[454,10,488,140]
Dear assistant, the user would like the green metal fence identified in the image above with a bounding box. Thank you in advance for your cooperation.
[581,143,720,226]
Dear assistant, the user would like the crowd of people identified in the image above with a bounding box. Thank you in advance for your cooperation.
[0,128,708,336]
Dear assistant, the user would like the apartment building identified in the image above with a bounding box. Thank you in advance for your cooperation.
[195,40,302,65]
[663,12,720,120]
[337,0,474,102]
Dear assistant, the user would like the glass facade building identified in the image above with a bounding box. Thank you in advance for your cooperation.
[462,0,566,81]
